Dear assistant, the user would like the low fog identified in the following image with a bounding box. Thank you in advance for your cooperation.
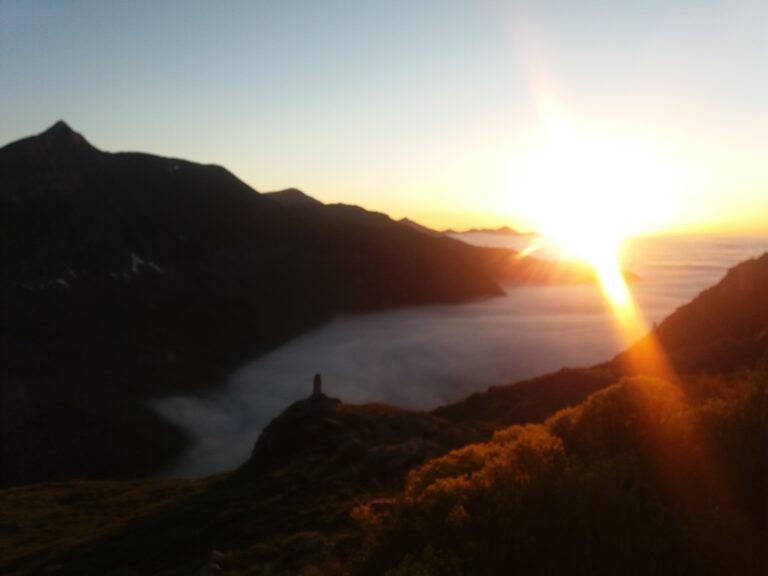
[153,234,767,477]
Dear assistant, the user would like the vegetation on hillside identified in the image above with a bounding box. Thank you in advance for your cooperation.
[350,373,768,576]
[0,479,211,571]
[0,398,485,576]
[1,373,765,575]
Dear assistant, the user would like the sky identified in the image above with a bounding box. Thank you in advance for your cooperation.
[2,0,767,232]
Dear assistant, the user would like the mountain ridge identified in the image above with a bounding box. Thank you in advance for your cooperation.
[263,187,324,208]
[0,122,595,486]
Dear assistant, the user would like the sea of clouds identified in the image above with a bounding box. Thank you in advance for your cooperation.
[154,234,768,477]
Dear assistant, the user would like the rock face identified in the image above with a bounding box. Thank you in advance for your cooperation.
[246,386,485,478]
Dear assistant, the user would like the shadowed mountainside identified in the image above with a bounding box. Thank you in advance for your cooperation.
[0,122,594,486]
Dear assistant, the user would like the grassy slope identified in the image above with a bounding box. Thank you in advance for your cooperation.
[352,373,768,576]
[0,479,213,573]
[0,402,484,575]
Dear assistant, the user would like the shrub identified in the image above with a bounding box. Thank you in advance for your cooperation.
[352,374,768,575]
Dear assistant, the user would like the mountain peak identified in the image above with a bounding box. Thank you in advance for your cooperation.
[398,218,444,237]
[36,120,96,154]
[44,120,75,135]
[263,188,323,208]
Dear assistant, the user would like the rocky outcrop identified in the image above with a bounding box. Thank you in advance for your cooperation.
[246,382,486,479]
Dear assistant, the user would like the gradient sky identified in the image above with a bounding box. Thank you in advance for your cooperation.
[2,0,767,232]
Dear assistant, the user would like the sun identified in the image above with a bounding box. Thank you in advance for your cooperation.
[510,106,681,316]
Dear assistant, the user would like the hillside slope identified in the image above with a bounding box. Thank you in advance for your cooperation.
[0,391,485,575]
[436,253,768,424]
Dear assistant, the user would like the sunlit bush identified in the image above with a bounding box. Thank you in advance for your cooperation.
[351,374,768,576]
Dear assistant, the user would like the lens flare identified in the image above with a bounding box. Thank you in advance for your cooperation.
[539,228,645,342]
[509,102,683,340]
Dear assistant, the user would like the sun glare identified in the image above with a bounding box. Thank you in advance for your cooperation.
[510,105,683,328]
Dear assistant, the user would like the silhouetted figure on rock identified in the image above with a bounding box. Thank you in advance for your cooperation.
[248,373,341,466]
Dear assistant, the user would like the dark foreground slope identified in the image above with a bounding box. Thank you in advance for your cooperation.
[0,122,592,486]
[0,391,485,575]
[355,374,768,576]
[3,375,766,576]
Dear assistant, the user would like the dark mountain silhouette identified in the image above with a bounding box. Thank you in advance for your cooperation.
[263,187,324,208]
[397,217,444,237]
[0,122,594,486]
[629,253,768,374]
[446,225,535,236]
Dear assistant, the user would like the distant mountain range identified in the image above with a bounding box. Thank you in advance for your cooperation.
[398,219,536,238]
[0,122,595,485]
[445,225,536,236]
